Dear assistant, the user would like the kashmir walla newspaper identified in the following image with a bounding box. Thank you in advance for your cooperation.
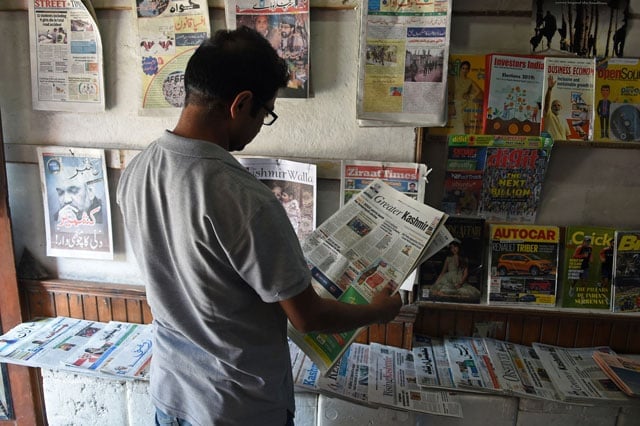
[288,179,448,373]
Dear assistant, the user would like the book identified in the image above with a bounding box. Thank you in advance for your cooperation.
[488,224,560,307]
[530,0,630,59]
[561,226,615,309]
[593,351,640,398]
[443,134,554,224]
[612,230,640,312]
[483,53,545,136]
[288,179,448,372]
[430,54,486,138]
[541,56,596,141]
[419,216,485,304]
[533,343,628,403]
[594,58,640,143]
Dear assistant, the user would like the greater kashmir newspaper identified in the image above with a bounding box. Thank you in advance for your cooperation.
[288,179,448,372]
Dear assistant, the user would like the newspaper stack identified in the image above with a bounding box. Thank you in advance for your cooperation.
[288,179,448,372]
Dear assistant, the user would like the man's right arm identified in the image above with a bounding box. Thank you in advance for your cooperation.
[279,284,402,334]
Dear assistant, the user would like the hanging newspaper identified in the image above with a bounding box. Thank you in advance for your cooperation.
[356,0,452,126]
[133,0,210,112]
[225,0,310,98]
[37,146,114,259]
[288,179,447,372]
[27,0,105,112]
[237,157,317,242]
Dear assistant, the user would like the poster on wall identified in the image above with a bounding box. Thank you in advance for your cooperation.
[356,0,452,126]
[37,146,114,260]
[27,0,105,112]
[225,0,310,98]
[133,0,211,112]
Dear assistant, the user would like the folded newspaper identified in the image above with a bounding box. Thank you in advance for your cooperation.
[288,179,448,373]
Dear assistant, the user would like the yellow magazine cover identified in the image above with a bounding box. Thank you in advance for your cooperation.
[431,54,486,137]
[594,58,640,142]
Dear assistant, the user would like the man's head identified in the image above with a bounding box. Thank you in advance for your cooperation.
[583,236,592,245]
[182,27,289,150]
[279,15,295,38]
[255,15,269,36]
[551,100,562,115]
[54,166,96,214]
[601,85,610,98]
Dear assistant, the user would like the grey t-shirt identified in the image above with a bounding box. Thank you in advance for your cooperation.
[117,131,310,426]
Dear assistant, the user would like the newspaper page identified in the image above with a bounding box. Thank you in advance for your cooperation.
[483,338,560,401]
[532,343,629,403]
[368,343,462,417]
[444,336,500,393]
[225,0,310,98]
[133,0,210,112]
[412,334,454,389]
[237,157,317,242]
[289,179,447,372]
[37,146,114,259]
[28,0,105,112]
[356,0,452,126]
[99,324,153,380]
[62,321,143,372]
[0,318,55,358]
[0,317,84,367]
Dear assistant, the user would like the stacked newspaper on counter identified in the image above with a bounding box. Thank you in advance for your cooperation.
[0,317,151,380]
[289,179,448,372]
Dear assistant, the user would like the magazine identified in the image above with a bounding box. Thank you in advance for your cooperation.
[443,134,554,224]
[430,53,486,138]
[237,157,317,242]
[593,351,640,398]
[530,0,630,59]
[288,179,448,372]
[356,0,452,126]
[419,216,485,304]
[36,146,114,260]
[487,224,560,307]
[225,0,310,98]
[532,343,629,403]
[612,230,640,312]
[594,58,640,143]
[541,56,596,141]
[561,226,615,310]
[482,53,545,136]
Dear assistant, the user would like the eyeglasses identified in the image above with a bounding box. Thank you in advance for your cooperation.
[261,103,278,126]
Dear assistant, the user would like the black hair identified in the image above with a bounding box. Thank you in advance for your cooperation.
[184,27,289,114]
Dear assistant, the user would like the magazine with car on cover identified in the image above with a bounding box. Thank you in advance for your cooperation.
[288,179,448,373]
[419,216,485,304]
[561,225,615,310]
[612,230,640,312]
[482,53,545,136]
[488,224,560,307]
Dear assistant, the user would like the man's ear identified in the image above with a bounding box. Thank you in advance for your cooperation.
[230,90,254,119]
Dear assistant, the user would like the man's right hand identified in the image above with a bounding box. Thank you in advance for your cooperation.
[370,285,402,323]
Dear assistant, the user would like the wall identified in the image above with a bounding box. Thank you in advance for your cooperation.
[0,4,418,285]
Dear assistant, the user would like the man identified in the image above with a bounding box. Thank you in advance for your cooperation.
[117,27,401,426]
[54,165,103,225]
[569,235,593,297]
[543,75,572,141]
